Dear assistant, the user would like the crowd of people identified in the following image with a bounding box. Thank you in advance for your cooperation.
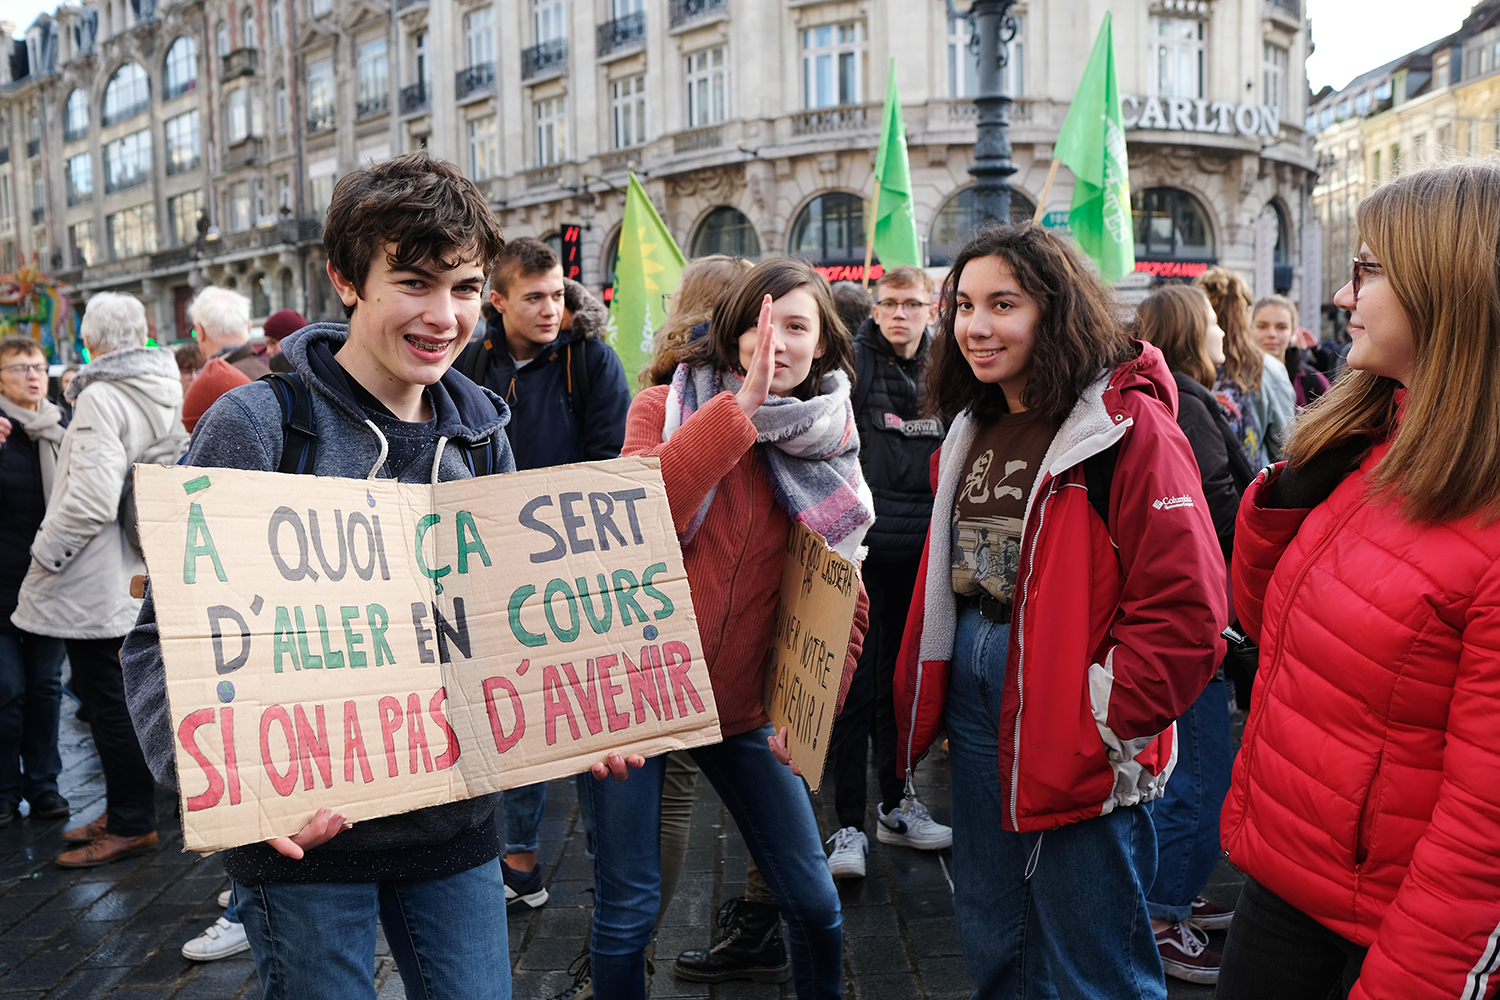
[0,148,1494,1000]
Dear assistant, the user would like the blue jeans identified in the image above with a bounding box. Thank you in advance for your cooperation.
[588,726,842,999]
[0,630,66,808]
[946,607,1165,1000]
[235,859,511,1000]
[1147,677,1233,922]
[503,782,546,855]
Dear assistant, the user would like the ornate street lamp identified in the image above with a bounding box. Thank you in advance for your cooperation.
[948,0,1023,225]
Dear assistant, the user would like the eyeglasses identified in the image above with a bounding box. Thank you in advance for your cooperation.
[2,363,45,377]
[876,299,928,313]
[1350,258,1384,302]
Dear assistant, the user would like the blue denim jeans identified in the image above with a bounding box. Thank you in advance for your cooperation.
[1146,677,1233,923]
[0,630,66,809]
[946,607,1165,1000]
[588,726,842,1000]
[503,782,546,855]
[235,859,510,1000]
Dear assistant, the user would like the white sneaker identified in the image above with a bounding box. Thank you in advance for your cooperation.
[876,797,953,849]
[182,916,250,961]
[217,889,232,908]
[825,826,868,879]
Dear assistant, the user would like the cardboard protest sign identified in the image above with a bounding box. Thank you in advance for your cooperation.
[765,520,860,791]
[135,457,720,852]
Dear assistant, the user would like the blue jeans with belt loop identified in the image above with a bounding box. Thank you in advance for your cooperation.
[587,726,842,999]
[945,606,1165,1000]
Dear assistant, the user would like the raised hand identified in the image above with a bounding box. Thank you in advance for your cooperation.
[590,750,646,782]
[736,294,776,419]
[267,806,350,859]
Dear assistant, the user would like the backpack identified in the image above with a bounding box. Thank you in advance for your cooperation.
[114,381,193,558]
[460,333,591,420]
[259,372,503,478]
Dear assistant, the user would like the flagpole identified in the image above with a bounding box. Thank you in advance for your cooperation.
[861,185,882,290]
[1032,159,1061,224]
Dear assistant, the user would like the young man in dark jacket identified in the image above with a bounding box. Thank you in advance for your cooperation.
[825,266,952,880]
[121,153,516,999]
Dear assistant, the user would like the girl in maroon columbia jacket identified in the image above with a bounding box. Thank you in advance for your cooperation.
[1217,161,1500,1000]
[894,225,1226,999]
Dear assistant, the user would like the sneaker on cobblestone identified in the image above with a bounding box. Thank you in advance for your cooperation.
[876,797,953,850]
[825,827,867,879]
[1188,894,1234,931]
[218,889,232,908]
[1155,921,1220,984]
[503,860,549,911]
[182,916,250,961]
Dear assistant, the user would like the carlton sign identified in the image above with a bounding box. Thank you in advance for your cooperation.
[1121,95,1281,139]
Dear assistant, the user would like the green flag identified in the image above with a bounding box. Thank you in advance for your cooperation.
[869,59,921,269]
[607,174,685,393]
[1052,13,1134,283]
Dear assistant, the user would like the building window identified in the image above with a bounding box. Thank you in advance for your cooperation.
[69,219,94,266]
[1435,51,1450,89]
[534,0,565,43]
[691,206,760,259]
[30,167,42,217]
[1,175,12,224]
[1148,16,1205,100]
[311,0,331,17]
[1391,142,1401,173]
[612,74,646,148]
[275,81,287,133]
[66,152,92,203]
[535,96,567,166]
[947,15,1023,98]
[168,189,202,246]
[1372,149,1381,184]
[357,38,389,115]
[1337,99,1350,119]
[165,109,200,173]
[1439,124,1454,149]
[468,114,498,180]
[1131,187,1215,260]
[790,192,866,263]
[466,8,495,67]
[106,203,157,259]
[65,88,89,138]
[1263,42,1287,113]
[802,23,865,109]
[413,31,431,87]
[311,175,335,216]
[104,129,152,192]
[278,175,292,211]
[216,21,230,56]
[929,186,1035,265]
[307,58,335,131]
[1355,91,1371,114]
[103,63,149,124]
[228,88,249,142]
[242,8,258,48]
[686,47,727,126]
[271,0,284,44]
[229,181,252,231]
[164,37,197,99]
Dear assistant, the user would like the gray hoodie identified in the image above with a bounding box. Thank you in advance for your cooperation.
[122,324,516,884]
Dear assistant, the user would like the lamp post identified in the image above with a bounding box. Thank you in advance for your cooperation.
[948,0,1023,225]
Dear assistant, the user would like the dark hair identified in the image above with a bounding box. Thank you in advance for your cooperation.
[172,340,205,372]
[876,265,935,296]
[830,281,872,340]
[677,257,854,401]
[0,335,43,363]
[927,223,1132,423]
[324,152,505,319]
[1132,284,1216,388]
[492,237,561,297]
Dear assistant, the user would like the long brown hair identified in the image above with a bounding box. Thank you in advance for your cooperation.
[643,254,753,387]
[1133,285,1216,388]
[1285,159,1500,523]
[676,256,855,400]
[927,223,1132,423]
[1196,266,1263,392]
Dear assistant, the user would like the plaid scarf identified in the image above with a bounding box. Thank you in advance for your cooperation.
[663,362,874,560]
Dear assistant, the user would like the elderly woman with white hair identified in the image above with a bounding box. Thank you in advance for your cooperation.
[11,292,185,868]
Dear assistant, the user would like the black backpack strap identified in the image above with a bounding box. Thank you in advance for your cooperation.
[1081,442,1119,536]
[259,372,318,475]
[567,340,591,420]
[462,335,494,384]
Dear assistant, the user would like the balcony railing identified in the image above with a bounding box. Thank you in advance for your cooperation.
[165,77,196,100]
[226,138,262,170]
[102,98,148,126]
[307,110,335,134]
[399,81,429,115]
[26,138,40,158]
[597,11,645,57]
[104,172,148,194]
[165,154,200,176]
[67,185,91,206]
[790,102,877,136]
[599,150,636,175]
[521,38,568,81]
[1264,0,1300,18]
[357,93,389,118]
[669,0,726,30]
[673,124,722,154]
[31,207,44,225]
[64,123,86,143]
[523,164,561,189]
[456,62,496,100]
[221,48,259,81]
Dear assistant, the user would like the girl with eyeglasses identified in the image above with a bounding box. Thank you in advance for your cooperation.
[1217,159,1500,1000]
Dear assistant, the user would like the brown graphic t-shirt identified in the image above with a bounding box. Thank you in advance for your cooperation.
[951,410,1059,601]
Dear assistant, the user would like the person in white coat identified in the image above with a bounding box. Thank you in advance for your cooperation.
[11,292,184,867]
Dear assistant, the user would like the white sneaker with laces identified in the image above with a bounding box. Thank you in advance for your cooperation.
[876,797,953,849]
[825,826,868,879]
[182,916,250,961]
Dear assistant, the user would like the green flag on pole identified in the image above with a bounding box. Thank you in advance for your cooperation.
[607,173,685,393]
[1052,13,1134,283]
[869,58,921,269]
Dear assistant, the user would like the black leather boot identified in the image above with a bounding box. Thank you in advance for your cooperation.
[672,897,792,984]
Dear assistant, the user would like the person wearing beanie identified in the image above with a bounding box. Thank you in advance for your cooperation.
[262,309,306,373]
[181,357,250,433]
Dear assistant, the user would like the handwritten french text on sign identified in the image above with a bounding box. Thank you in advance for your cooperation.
[135,458,720,852]
[765,521,859,791]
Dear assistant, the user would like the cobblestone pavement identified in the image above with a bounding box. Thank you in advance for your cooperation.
[0,707,1242,999]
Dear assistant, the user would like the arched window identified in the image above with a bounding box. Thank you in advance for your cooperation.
[65,89,88,138]
[102,63,149,125]
[928,186,1037,266]
[216,21,229,56]
[242,9,258,49]
[1131,187,1215,260]
[691,206,760,259]
[789,192,865,264]
[164,37,196,99]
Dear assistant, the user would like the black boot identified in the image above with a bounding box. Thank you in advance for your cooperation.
[673,897,792,984]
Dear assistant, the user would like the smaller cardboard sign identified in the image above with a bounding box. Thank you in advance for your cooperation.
[765,521,860,791]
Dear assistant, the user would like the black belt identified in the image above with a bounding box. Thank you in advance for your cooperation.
[961,592,1012,623]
